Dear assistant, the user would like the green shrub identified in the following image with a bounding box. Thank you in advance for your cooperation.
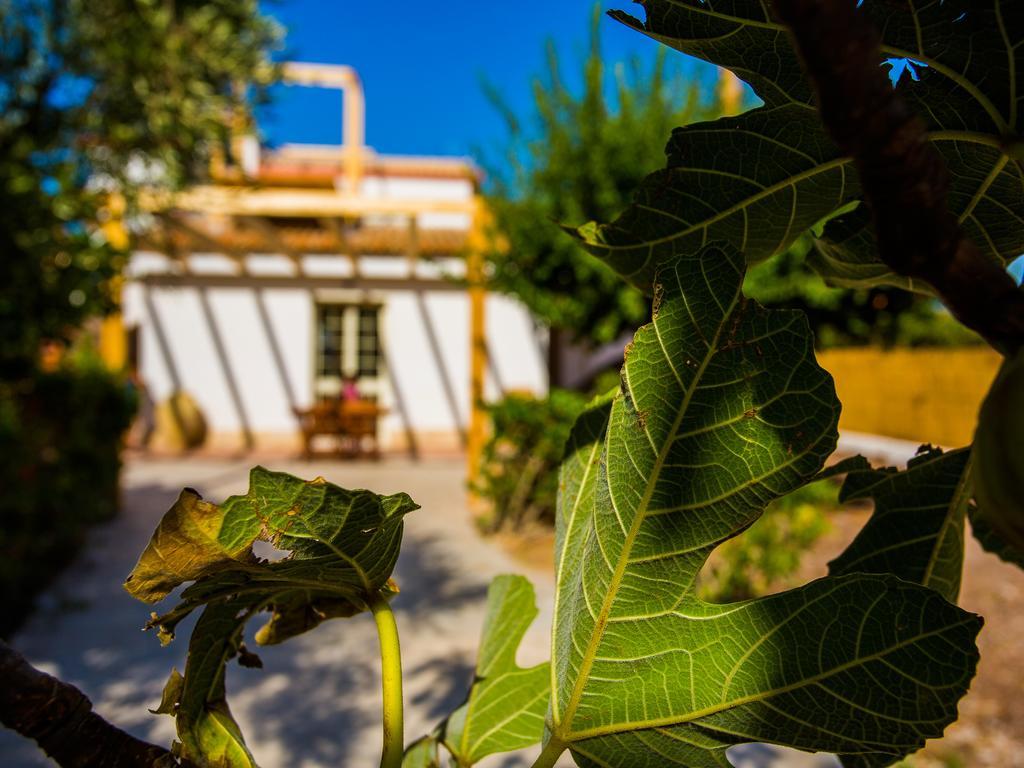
[0,363,135,636]
[472,389,588,532]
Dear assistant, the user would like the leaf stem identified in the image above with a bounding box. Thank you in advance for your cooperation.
[528,737,566,768]
[370,592,404,768]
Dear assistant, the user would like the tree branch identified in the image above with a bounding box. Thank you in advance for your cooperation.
[0,639,177,767]
[773,0,1024,355]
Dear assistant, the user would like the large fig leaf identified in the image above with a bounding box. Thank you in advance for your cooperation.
[969,508,1024,569]
[829,447,973,603]
[579,0,1024,291]
[549,242,981,767]
[126,467,417,767]
[440,575,549,765]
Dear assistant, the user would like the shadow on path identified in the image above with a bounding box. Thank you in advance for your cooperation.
[1,460,513,767]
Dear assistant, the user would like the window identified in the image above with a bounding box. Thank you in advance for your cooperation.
[357,307,379,377]
[317,305,345,379]
[315,303,383,397]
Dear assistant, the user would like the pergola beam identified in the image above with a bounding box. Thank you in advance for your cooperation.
[157,214,246,272]
[319,216,361,276]
[137,273,465,292]
[241,216,302,267]
[144,186,477,219]
[281,62,365,192]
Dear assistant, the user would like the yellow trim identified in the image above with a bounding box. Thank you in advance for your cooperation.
[467,197,488,487]
[144,186,477,218]
[99,198,128,371]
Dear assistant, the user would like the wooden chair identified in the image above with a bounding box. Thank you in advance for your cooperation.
[293,398,384,459]
[338,399,383,459]
[293,398,344,459]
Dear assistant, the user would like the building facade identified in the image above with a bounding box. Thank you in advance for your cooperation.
[120,65,547,455]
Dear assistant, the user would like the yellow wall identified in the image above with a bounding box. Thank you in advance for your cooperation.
[818,347,1003,447]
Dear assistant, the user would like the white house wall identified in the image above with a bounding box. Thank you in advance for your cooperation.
[122,275,548,452]
[122,281,314,437]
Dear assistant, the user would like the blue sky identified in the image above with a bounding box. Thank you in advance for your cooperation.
[257,0,713,157]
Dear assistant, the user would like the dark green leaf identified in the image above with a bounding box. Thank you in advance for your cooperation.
[968,507,1024,568]
[816,454,872,483]
[811,0,1024,286]
[580,1,1024,291]
[971,350,1024,567]
[805,207,932,293]
[575,100,855,290]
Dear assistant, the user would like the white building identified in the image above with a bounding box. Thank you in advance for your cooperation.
[120,64,547,457]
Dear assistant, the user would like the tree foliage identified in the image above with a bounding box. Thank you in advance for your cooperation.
[483,4,976,354]
[743,238,982,349]
[472,389,589,531]
[481,10,722,345]
[577,1,1024,297]
[0,0,280,373]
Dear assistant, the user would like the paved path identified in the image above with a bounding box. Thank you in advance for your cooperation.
[1,458,564,768]
[1,458,833,768]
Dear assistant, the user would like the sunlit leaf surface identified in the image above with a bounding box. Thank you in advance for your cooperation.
[550,242,981,767]
[442,575,550,764]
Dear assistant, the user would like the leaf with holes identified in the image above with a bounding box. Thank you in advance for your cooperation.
[548,242,981,768]
[125,467,417,767]
[577,0,1024,291]
[829,447,973,602]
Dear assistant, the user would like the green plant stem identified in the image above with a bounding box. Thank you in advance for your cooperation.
[529,737,566,768]
[370,593,404,768]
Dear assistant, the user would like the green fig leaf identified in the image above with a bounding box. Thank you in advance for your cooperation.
[829,447,973,602]
[440,575,549,765]
[578,1,1024,292]
[549,242,981,767]
[574,100,856,290]
[805,207,934,293]
[151,668,185,716]
[126,467,417,767]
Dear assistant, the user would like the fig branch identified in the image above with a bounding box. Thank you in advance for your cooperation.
[0,639,179,768]
[773,0,1024,356]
